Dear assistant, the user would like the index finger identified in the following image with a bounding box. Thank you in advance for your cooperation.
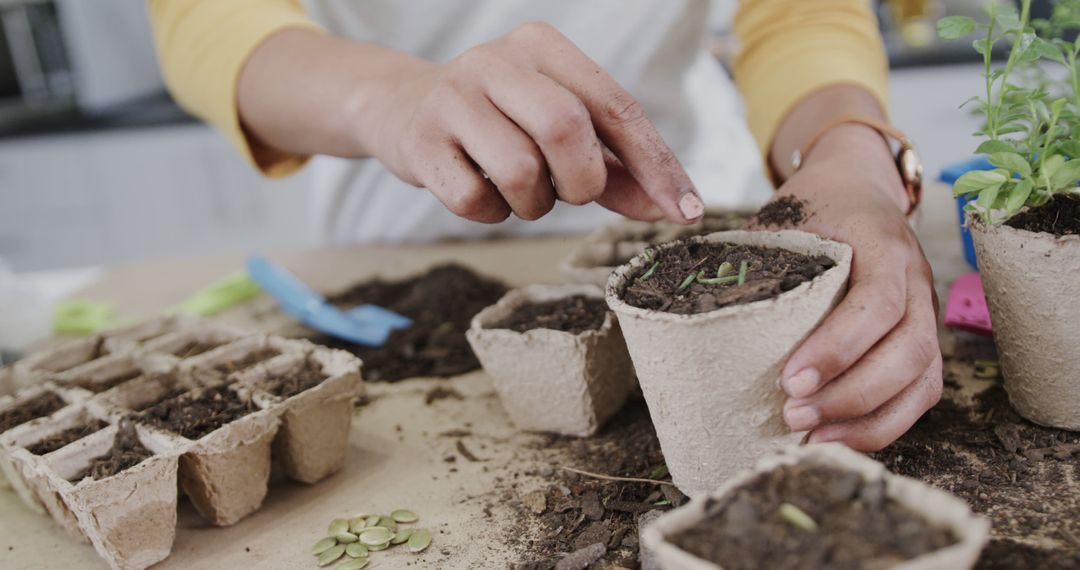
[513,23,703,223]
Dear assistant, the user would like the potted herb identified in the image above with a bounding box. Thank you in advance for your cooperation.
[939,0,1080,429]
[467,284,635,436]
[641,443,989,570]
[605,230,852,496]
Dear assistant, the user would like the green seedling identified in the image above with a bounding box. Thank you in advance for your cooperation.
[716,261,734,278]
[640,261,660,281]
[678,272,698,291]
[737,261,749,286]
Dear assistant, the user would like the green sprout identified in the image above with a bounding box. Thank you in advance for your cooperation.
[779,502,819,532]
[640,261,660,281]
[716,261,734,278]
[737,261,749,286]
[678,272,697,291]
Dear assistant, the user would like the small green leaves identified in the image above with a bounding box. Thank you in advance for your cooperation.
[1006,179,1034,214]
[976,140,1014,155]
[1050,158,1080,189]
[737,261,749,286]
[678,273,696,291]
[716,261,734,278]
[780,502,819,532]
[989,152,1031,176]
[640,261,659,281]
[953,170,1006,198]
[937,15,976,40]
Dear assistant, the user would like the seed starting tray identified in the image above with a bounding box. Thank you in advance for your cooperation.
[0,316,364,570]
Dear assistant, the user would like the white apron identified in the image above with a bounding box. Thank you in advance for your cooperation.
[301,0,770,244]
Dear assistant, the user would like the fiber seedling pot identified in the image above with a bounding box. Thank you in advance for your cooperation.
[641,443,990,570]
[0,385,73,512]
[37,424,179,570]
[969,214,1080,429]
[606,230,852,496]
[467,284,635,437]
[236,347,364,484]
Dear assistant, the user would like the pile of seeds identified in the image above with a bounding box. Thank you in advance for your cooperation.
[311,509,431,568]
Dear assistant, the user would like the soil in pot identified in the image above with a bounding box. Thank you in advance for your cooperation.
[210,348,280,375]
[317,264,508,381]
[510,402,686,569]
[490,295,608,335]
[753,195,809,227]
[68,421,153,482]
[126,373,189,413]
[171,339,227,359]
[874,365,1080,570]
[139,383,257,440]
[72,369,142,394]
[623,240,835,314]
[256,357,328,399]
[1005,194,1080,236]
[667,463,957,570]
[0,392,66,434]
[26,419,107,456]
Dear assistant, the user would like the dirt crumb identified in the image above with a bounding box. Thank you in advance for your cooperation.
[754,196,808,227]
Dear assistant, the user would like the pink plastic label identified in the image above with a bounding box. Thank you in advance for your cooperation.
[944,272,992,336]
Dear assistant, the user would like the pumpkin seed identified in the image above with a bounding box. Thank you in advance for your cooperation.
[358,527,394,546]
[348,516,367,533]
[391,528,414,545]
[376,515,397,531]
[391,509,418,523]
[317,544,345,567]
[407,528,432,553]
[335,531,359,544]
[328,518,349,536]
[311,537,337,555]
[365,515,381,528]
[338,559,370,570]
[367,542,390,552]
[345,543,369,558]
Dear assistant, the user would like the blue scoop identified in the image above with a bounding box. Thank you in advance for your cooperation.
[246,256,412,347]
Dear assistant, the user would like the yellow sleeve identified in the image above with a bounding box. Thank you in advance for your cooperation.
[147,0,323,177]
[733,0,890,157]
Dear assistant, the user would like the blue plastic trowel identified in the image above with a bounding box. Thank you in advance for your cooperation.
[246,256,412,347]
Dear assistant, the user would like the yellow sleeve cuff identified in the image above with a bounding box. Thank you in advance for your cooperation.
[733,0,890,158]
[148,0,322,177]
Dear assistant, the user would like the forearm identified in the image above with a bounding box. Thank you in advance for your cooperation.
[237,28,432,160]
[770,85,908,212]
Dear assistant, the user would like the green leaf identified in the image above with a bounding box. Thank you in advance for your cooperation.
[1059,140,1080,158]
[973,38,993,55]
[977,182,1002,212]
[1050,158,1080,189]
[1051,97,1068,117]
[1006,179,1034,213]
[953,170,1007,198]
[975,140,1015,154]
[989,152,1032,176]
[937,15,977,40]
[1043,154,1066,181]
[1034,38,1067,63]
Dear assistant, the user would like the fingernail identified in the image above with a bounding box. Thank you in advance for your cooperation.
[784,368,821,399]
[806,430,838,444]
[678,190,704,221]
[783,403,819,431]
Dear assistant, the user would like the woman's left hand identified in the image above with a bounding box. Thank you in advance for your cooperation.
[752,123,942,452]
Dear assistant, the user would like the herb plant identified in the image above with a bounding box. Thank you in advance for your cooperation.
[938,0,1080,223]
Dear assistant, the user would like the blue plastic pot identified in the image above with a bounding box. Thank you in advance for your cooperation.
[939,157,993,269]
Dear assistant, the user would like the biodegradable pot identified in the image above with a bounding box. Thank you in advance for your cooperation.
[239,349,364,484]
[38,424,179,570]
[969,215,1080,429]
[606,230,852,496]
[560,240,650,288]
[467,284,635,437]
[0,385,73,513]
[642,443,990,570]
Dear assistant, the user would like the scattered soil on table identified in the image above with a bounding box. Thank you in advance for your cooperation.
[139,383,257,440]
[490,296,608,335]
[510,402,684,569]
[669,464,956,569]
[68,421,153,482]
[72,368,142,394]
[0,392,66,434]
[171,339,226,359]
[874,366,1080,569]
[622,240,835,314]
[258,357,327,399]
[26,419,107,456]
[754,196,808,227]
[1005,194,1080,237]
[316,264,508,382]
[211,348,280,375]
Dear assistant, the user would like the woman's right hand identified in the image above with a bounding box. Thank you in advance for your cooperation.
[351,22,704,224]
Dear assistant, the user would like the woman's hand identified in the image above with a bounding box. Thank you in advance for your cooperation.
[350,22,704,224]
[755,123,942,452]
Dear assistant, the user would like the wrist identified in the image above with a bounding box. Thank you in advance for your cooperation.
[801,123,911,213]
[335,54,435,158]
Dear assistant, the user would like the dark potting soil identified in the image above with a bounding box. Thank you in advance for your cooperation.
[754,195,808,227]
[874,368,1080,569]
[1005,194,1080,237]
[511,402,686,569]
[490,295,608,335]
[668,464,956,569]
[316,264,508,382]
[26,419,107,456]
[127,372,187,413]
[139,383,258,440]
[72,368,142,394]
[622,240,835,314]
[258,357,327,399]
[68,421,153,482]
[171,339,226,359]
[211,348,281,375]
[0,392,66,434]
